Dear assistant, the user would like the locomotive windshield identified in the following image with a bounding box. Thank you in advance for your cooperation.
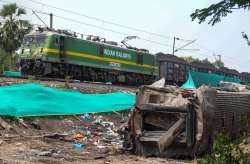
[23,34,46,46]
[17,34,48,58]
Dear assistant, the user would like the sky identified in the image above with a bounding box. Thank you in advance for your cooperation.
[0,0,249,72]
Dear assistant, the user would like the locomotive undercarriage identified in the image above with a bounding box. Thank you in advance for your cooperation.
[20,59,155,85]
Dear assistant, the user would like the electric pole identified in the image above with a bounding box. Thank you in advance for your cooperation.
[49,13,53,29]
[32,10,53,29]
[173,37,197,55]
[172,37,180,55]
[217,54,222,62]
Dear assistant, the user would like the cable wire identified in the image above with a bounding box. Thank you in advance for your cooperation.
[0,0,172,48]
[24,0,192,41]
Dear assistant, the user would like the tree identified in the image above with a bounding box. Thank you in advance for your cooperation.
[0,3,32,68]
[181,56,200,63]
[191,0,250,25]
[181,56,224,68]
[213,59,224,68]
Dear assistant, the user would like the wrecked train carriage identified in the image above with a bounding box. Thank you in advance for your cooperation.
[128,84,250,157]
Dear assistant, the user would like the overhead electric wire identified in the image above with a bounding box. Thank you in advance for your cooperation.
[24,0,192,41]
[194,42,244,65]
[31,10,48,27]
[53,14,172,47]
[0,0,172,48]
[174,40,196,52]
[177,42,245,68]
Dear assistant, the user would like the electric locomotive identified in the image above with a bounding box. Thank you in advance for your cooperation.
[17,28,158,84]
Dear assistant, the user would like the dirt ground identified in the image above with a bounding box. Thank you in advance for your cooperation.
[0,77,249,163]
[0,114,193,164]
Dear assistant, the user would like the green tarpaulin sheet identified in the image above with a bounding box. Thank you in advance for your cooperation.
[181,71,241,89]
[0,83,136,117]
[3,71,21,77]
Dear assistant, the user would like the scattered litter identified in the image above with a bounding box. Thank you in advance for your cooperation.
[86,130,91,137]
[0,117,12,130]
[92,116,104,125]
[30,149,53,157]
[73,132,85,141]
[73,143,85,150]
[97,145,107,149]
[28,121,41,129]
[82,113,92,120]
[15,143,22,146]
[17,118,29,128]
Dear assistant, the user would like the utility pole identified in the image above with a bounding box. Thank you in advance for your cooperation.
[32,10,53,29]
[172,37,180,55]
[173,37,197,55]
[49,13,53,29]
[217,54,222,62]
[242,32,250,46]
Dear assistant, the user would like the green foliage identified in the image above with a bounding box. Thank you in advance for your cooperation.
[0,3,32,70]
[213,60,224,69]
[198,133,250,164]
[181,56,200,63]
[191,0,250,25]
[0,3,32,54]
[181,56,224,69]
[0,48,11,72]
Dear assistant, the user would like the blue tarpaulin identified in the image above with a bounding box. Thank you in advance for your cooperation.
[0,83,136,117]
[181,71,241,89]
[2,71,21,77]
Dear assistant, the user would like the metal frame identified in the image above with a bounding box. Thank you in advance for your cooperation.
[140,103,196,147]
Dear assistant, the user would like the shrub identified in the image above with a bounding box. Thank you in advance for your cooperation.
[198,133,250,164]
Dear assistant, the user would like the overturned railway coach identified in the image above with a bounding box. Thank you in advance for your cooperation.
[17,29,158,84]
[128,84,250,158]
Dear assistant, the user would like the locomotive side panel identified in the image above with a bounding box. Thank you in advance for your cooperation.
[44,34,157,75]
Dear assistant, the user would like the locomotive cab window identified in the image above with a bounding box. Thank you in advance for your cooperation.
[99,46,104,56]
[59,36,65,51]
[137,53,143,64]
[55,38,59,45]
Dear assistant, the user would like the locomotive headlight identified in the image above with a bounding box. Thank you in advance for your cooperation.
[23,48,30,53]
[16,48,25,55]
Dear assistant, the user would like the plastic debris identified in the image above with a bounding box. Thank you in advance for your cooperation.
[73,143,85,150]
[73,132,85,141]
[92,116,104,125]
[81,113,92,120]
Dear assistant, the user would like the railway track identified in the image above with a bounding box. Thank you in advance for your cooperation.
[0,74,138,93]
